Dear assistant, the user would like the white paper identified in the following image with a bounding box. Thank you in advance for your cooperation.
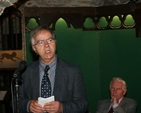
[0,91,7,100]
[38,96,54,107]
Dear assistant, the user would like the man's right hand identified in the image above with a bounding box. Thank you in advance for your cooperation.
[29,100,44,113]
[111,97,119,104]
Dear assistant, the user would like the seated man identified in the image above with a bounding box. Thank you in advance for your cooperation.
[96,77,137,113]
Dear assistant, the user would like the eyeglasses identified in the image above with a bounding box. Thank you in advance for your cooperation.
[34,38,56,47]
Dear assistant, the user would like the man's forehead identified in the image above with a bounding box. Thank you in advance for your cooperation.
[111,81,123,86]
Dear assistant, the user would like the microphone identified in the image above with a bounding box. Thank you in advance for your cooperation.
[13,60,27,78]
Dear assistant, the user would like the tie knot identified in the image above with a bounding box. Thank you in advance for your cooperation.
[45,65,50,73]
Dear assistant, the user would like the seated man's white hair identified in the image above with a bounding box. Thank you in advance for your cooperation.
[109,77,127,90]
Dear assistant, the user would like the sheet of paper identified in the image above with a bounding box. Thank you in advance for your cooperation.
[38,95,54,107]
[0,91,7,100]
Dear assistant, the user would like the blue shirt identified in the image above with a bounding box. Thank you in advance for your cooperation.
[39,58,57,96]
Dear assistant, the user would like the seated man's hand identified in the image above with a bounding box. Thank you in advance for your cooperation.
[111,97,119,104]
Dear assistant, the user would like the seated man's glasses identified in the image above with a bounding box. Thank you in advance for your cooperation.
[34,38,56,47]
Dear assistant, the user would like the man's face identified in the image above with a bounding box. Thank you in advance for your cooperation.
[32,30,56,64]
[110,81,126,100]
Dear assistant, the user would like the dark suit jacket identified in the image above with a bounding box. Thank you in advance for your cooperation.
[96,97,137,113]
[19,58,88,113]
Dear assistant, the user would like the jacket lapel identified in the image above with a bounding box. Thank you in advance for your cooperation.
[53,58,66,100]
[30,61,40,99]
[119,97,126,106]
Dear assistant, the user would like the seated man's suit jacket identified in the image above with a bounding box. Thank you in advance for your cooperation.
[96,97,137,113]
[19,58,88,113]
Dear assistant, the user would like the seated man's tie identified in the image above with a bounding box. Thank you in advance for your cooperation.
[108,107,113,113]
[41,65,51,98]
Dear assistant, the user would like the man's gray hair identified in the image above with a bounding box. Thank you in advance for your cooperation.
[30,25,56,46]
[109,77,127,90]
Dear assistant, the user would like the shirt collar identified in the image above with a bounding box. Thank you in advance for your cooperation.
[118,97,123,104]
[39,57,57,70]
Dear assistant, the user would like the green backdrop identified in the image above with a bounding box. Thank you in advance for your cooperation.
[25,19,141,113]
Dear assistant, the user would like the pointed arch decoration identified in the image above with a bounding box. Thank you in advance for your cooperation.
[22,3,141,37]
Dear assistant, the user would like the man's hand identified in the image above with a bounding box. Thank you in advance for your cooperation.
[29,100,44,113]
[43,101,62,113]
[111,97,119,104]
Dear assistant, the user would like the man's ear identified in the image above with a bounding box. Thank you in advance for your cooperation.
[32,46,36,53]
[123,89,127,95]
